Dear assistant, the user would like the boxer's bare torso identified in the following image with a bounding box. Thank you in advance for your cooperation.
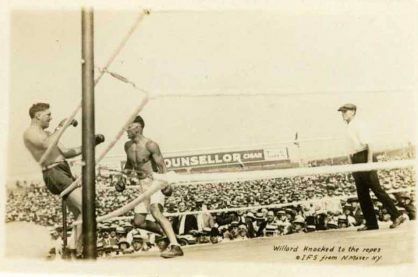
[124,137,156,177]
[23,125,65,166]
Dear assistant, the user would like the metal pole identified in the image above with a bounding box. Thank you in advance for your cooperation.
[81,7,97,259]
[61,198,68,259]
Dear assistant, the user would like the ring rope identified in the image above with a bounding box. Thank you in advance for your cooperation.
[94,10,149,86]
[60,93,149,198]
[148,89,415,99]
[73,178,163,226]
[85,161,415,224]
[162,159,415,185]
[110,187,415,220]
[38,9,149,166]
[95,95,149,164]
[96,160,415,190]
[96,67,150,96]
[98,167,136,175]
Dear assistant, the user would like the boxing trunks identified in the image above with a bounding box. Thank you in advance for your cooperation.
[42,161,76,195]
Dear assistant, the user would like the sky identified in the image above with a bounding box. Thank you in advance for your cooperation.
[6,3,417,180]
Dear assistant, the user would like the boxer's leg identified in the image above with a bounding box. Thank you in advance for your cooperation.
[149,191,183,258]
[67,187,83,256]
[149,202,178,245]
[133,199,164,235]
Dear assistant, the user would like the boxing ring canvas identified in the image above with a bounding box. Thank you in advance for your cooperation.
[1,1,417,276]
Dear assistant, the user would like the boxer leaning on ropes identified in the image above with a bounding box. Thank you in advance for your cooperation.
[23,102,105,258]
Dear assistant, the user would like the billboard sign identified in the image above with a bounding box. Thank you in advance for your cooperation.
[164,149,265,169]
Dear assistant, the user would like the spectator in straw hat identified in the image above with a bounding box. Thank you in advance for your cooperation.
[338,103,405,231]
[266,210,277,224]
[131,235,144,252]
[265,222,279,237]
[337,215,349,229]
[276,210,291,235]
[291,215,306,234]
[230,221,240,239]
[100,232,111,249]
[395,193,416,220]
[253,212,267,237]
[327,218,338,229]
[117,237,130,251]
[347,198,363,226]
[109,230,118,246]
[222,221,238,241]
[237,224,248,239]
[244,212,257,238]
[379,208,391,222]
[342,204,357,227]
[116,226,126,239]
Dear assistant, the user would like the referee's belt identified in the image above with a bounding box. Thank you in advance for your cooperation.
[42,161,65,171]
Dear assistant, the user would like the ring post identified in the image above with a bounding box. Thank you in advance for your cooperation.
[81,7,97,260]
[61,198,69,259]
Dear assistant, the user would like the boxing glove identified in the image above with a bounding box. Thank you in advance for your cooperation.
[161,184,173,197]
[115,177,126,192]
[55,119,78,132]
[95,134,105,145]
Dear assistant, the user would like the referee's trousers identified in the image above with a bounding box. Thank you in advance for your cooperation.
[351,150,400,228]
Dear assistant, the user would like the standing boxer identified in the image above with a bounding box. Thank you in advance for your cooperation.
[124,115,183,258]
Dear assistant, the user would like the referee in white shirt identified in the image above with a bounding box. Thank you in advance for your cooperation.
[338,103,405,231]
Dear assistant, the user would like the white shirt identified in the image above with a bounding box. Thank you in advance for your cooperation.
[345,117,370,155]
[319,196,342,214]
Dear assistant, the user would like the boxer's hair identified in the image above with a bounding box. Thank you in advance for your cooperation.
[133,115,145,128]
[29,103,50,118]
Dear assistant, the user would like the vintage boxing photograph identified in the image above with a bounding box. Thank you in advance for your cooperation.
[0,0,417,276]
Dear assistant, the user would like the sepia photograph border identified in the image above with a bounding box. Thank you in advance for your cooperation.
[1,0,417,276]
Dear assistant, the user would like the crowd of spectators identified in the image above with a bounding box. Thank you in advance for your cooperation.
[6,160,416,258]
[6,183,63,226]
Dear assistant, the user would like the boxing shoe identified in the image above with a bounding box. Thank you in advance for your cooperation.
[160,245,184,259]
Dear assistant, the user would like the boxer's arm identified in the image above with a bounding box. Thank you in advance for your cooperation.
[147,141,174,196]
[58,143,82,159]
[147,141,167,174]
[124,160,133,170]
[123,142,134,171]
[24,128,62,150]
